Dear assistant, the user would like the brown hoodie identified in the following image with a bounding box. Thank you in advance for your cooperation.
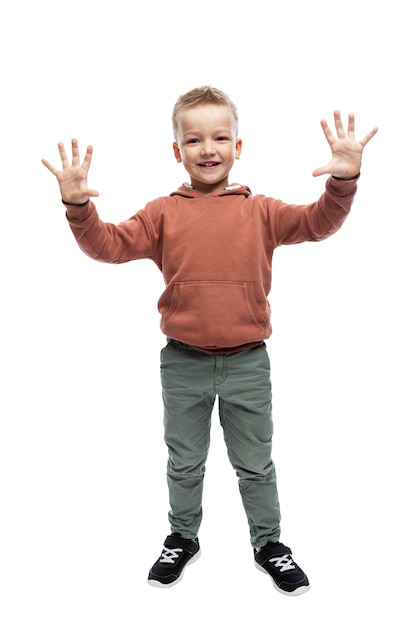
[65,176,358,353]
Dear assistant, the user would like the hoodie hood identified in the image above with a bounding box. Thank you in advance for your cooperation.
[170,183,252,199]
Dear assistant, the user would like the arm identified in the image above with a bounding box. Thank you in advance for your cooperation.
[42,139,160,264]
[272,111,378,245]
[271,175,358,246]
[64,200,160,264]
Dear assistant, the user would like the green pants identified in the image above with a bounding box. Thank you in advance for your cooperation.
[160,339,281,548]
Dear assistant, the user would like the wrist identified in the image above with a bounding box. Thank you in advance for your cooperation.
[332,173,360,181]
[62,198,90,207]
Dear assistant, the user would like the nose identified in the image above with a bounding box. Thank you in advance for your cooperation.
[200,139,216,156]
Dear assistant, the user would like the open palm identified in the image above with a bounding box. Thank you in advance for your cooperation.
[313,111,378,179]
[42,139,99,204]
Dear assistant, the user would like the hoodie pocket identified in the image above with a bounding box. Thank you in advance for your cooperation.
[160,281,268,348]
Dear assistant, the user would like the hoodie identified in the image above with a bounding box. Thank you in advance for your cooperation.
[65,175,358,353]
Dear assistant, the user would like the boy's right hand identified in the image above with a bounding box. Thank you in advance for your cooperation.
[42,139,99,205]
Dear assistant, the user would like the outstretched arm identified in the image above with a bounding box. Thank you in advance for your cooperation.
[312,111,378,179]
[42,138,99,204]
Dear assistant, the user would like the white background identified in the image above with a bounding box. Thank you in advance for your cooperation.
[1,1,417,624]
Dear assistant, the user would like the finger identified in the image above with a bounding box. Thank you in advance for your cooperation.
[360,125,379,147]
[333,110,346,138]
[41,158,59,175]
[319,119,336,145]
[312,163,330,177]
[347,113,355,138]
[71,138,80,167]
[86,188,100,198]
[81,144,94,170]
[58,142,69,168]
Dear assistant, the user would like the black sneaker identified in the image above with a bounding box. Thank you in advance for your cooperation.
[254,542,310,596]
[148,533,201,588]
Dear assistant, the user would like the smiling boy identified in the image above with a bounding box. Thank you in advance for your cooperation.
[173,100,242,194]
[43,86,377,595]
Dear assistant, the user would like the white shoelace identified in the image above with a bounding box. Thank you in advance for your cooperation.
[269,555,296,572]
[159,547,183,564]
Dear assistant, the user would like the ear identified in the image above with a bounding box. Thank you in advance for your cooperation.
[173,142,182,163]
[235,138,243,160]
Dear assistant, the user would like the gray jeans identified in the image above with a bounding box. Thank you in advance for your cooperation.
[160,339,281,548]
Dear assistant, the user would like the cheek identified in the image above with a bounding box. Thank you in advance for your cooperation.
[226,147,238,161]
[182,147,199,165]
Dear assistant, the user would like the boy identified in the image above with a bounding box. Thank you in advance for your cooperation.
[42,86,377,596]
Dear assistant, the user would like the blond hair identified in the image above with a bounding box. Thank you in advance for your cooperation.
[172,86,238,138]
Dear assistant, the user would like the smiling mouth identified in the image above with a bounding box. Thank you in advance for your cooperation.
[198,161,220,168]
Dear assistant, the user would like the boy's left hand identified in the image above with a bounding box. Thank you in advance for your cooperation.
[312,111,378,179]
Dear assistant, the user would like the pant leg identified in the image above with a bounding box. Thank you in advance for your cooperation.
[160,340,216,539]
[217,344,281,548]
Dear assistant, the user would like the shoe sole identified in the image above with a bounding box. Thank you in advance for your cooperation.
[147,549,201,588]
[255,561,311,596]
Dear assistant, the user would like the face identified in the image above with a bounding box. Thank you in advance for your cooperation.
[173,104,242,194]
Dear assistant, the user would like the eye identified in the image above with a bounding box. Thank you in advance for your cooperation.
[216,136,230,142]
[186,138,199,144]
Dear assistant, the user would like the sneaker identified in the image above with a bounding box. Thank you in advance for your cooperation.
[254,542,310,596]
[148,533,201,588]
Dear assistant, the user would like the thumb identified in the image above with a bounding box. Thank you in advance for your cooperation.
[86,188,100,198]
[312,164,330,177]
